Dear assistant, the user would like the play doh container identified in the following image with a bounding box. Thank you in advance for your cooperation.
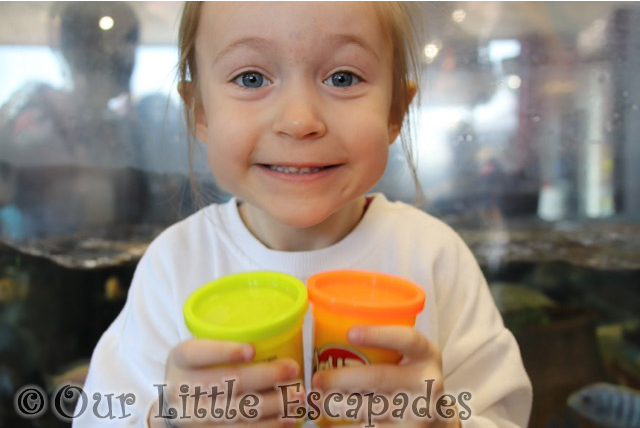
[308,269,426,372]
[184,271,307,369]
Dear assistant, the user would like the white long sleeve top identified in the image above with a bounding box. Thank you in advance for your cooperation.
[74,193,532,427]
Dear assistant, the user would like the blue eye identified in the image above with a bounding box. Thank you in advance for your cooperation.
[233,72,270,88]
[324,71,361,87]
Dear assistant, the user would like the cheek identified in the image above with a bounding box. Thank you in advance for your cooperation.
[203,115,252,186]
[348,122,391,189]
[351,114,392,166]
[369,141,390,180]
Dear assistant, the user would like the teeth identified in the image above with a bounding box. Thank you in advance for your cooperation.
[268,165,324,174]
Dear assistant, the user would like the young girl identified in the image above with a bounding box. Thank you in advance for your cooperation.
[76,2,532,427]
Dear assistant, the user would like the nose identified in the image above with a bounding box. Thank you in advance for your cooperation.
[272,84,327,140]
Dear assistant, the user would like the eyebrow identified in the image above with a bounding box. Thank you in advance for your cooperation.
[326,33,381,62]
[212,33,381,65]
[213,37,272,65]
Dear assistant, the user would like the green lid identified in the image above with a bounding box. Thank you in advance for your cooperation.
[184,271,308,342]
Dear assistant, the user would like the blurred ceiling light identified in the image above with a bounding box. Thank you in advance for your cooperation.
[488,39,522,64]
[577,18,607,57]
[506,75,521,89]
[424,43,439,63]
[452,9,466,23]
[99,16,114,31]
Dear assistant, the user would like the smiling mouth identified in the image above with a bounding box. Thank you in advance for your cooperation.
[263,165,338,174]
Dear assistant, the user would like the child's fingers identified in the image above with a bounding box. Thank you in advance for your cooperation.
[313,326,443,393]
[254,388,306,420]
[230,358,301,394]
[179,417,294,428]
[158,373,304,425]
[156,387,304,426]
[221,418,296,428]
[348,325,441,365]
[362,419,460,428]
[186,388,301,422]
[170,338,254,368]
[170,359,300,397]
[338,422,424,428]
[313,363,438,393]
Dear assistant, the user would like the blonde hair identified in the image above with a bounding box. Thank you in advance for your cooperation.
[177,1,424,205]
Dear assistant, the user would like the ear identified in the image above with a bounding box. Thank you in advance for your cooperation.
[388,80,418,143]
[178,81,208,141]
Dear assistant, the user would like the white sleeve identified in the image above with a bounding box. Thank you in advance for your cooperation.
[72,244,182,427]
[435,234,532,428]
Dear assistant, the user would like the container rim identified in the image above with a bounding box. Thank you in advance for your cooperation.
[184,271,308,342]
[307,269,426,318]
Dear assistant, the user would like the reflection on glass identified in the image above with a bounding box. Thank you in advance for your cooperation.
[372,5,640,426]
[0,3,141,238]
[0,2,211,240]
[0,3,638,428]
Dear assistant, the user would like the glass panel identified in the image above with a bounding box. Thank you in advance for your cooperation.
[377,3,640,427]
[0,3,214,426]
[0,2,639,427]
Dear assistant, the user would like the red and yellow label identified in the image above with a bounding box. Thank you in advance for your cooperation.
[313,344,369,372]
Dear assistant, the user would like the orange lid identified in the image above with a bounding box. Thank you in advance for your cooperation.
[307,269,425,318]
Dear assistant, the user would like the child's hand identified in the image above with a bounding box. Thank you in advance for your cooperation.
[312,326,461,428]
[148,338,303,427]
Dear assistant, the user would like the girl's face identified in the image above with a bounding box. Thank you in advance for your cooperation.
[193,2,401,231]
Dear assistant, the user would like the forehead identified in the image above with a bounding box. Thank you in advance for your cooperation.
[196,2,390,58]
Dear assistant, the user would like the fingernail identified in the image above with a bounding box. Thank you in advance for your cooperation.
[242,345,254,361]
[348,327,363,343]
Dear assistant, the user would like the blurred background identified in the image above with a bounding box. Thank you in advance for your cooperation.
[0,2,639,427]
